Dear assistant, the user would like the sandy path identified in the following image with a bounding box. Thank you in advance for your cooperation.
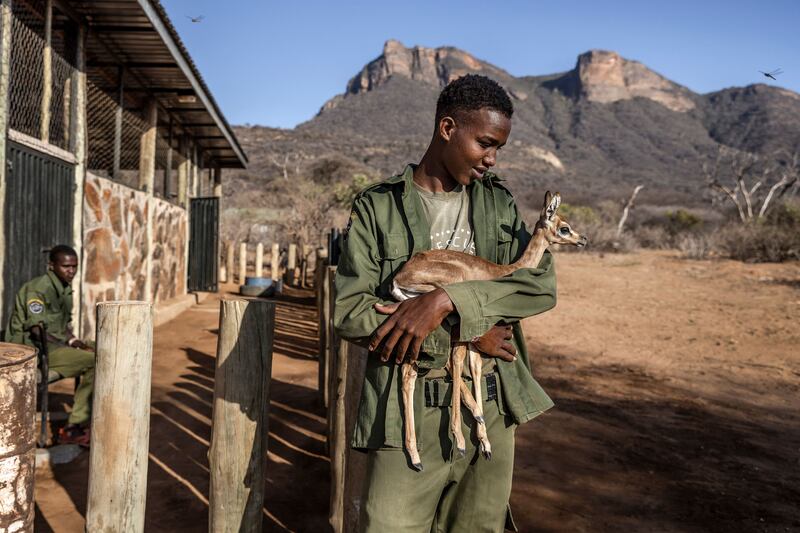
[35,286,329,532]
[33,251,800,532]
[513,251,799,532]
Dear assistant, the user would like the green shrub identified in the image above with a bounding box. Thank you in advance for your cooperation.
[558,203,600,227]
[333,173,373,208]
[665,209,703,235]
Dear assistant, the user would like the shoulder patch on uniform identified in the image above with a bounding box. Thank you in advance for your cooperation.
[344,209,356,239]
[28,298,45,315]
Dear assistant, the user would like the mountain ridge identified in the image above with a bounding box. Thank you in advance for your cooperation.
[226,40,800,232]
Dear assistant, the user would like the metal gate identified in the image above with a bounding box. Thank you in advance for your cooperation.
[2,141,75,326]
[188,197,219,292]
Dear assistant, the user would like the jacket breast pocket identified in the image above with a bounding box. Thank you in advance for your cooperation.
[379,232,410,261]
[497,218,514,264]
[378,232,411,294]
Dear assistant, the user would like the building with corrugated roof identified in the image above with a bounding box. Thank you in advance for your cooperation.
[0,0,247,338]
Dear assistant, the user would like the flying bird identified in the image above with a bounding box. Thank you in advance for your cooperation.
[186,15,204,23]
[759,68,783,81]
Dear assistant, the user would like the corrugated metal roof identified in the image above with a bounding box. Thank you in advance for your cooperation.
[66,0,247,168]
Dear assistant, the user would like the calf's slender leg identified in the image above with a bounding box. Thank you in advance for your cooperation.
[401,362,422,471]
[466,346,491,459]
[459,380,492,460]
[450,343,467,457]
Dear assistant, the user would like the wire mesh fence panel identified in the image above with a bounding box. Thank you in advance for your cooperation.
[85,80,151,190]
[8,12,45,140]
[86,82,119,178]
[7,1,75,150]
[107,104,147,189]
[154,133,173,200]
[48,51,73,150]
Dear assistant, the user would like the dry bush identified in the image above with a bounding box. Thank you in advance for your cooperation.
[714,200,800,262]
[677,233,715,260]
[555,201,638,252]
[632,225,671,249]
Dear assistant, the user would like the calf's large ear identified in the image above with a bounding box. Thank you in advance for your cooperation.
[545,192,560,221]
[541,191,553,218]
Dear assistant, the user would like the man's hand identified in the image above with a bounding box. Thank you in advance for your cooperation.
[471,324,516,362]
[68,337,93,352]
[370,288,454,364]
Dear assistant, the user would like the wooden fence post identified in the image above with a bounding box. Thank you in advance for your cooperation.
[329,341,369,533]
[219,243,227,284]
[0,343,37,533]
[86,302,154,533]
[317,264,331,406]
[209,299,276,533]
[255,243,264,278]
[300,245,312,288]
[270,243,280,281]
[286,244,297,286]
[224,241,234,284]
[326,266,338,424]
[238,242,247,284]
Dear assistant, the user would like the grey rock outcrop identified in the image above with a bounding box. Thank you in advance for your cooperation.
[342,39,511,96]
[546,50,696,112]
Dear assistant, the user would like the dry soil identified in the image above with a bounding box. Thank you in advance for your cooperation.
[33,250,799,532]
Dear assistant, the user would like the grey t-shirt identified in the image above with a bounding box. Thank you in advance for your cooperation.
[415,182,475,255]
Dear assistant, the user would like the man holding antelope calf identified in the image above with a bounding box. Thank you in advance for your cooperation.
[335,75,559,532]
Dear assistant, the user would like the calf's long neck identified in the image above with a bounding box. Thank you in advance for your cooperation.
[503,225,549,273]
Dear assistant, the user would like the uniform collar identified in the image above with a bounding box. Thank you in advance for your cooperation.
[47,270,72,298]
[388,163,503,198]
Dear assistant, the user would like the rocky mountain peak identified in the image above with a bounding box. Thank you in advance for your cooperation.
[344,39,510,96]
[573,49,696,112]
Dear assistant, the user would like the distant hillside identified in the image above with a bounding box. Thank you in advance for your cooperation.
[223,41,800,241]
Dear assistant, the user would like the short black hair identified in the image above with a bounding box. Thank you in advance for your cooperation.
[435,74,514,124]
[48,244,77,263]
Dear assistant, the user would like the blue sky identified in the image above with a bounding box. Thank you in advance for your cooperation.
[161,0,799,129]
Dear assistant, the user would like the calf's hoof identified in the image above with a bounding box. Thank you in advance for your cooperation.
[412,462,424,472]
[457,447,466,458]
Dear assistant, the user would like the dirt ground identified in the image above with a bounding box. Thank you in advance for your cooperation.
[33,250,799,532]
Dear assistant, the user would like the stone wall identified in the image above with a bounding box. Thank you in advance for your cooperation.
[81,173,187,338]
[151,197,187,303]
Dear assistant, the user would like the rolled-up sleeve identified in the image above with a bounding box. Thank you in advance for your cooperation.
[443,252,556,341]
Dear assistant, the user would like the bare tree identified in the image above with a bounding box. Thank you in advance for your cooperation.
[269,151,306,181]
[616,184,644,238]
[703,146,799,222]
[282,173,348,251]
[758,150,799,218]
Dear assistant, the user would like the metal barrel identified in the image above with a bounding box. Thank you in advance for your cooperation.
[0,342,37,533]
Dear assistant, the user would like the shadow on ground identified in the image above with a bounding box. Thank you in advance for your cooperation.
[35,287,329,532]
[35,286,800,532]
[511,348,800,533]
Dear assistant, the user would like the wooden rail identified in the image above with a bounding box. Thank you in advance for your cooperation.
[321,267,369,533]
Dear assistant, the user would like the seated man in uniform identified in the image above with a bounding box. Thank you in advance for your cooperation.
[6,244,94,446]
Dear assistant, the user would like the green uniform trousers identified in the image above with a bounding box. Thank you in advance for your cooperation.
[359,373,517,533]
[48,344,95,425]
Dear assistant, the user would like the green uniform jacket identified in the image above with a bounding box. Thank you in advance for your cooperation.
[6,271,73,347]
[334,165,557,450]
